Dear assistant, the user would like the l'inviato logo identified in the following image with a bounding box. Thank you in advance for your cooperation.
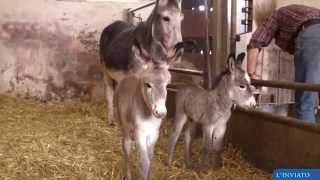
[273,169,320,180]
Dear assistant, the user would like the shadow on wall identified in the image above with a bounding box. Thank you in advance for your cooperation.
[0,21,104,101]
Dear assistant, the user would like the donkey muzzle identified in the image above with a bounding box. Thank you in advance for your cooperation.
[244,96,257,108]
[153,109,167,119]
[153,100,167,119]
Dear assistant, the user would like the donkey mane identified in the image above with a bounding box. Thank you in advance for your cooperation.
[211,69,230,89]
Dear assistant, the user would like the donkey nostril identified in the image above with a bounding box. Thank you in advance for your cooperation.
[153,108,167,118]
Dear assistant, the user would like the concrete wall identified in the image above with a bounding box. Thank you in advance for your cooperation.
[0,0,148,101]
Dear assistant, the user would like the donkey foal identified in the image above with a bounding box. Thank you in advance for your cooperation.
[115,65,171,180]
[167,53,256,172]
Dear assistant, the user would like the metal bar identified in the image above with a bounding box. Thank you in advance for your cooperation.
[169,68,204,76]
[167,83,186,89]
[277,50,281,104]
[230,0,237,51]
[235,107,320,134]
[204,0,212,89]
[226,0,232,55]
[211,0,230,87]
[167,88,178,92]
[128,1,156,13]
[251,79,320,92]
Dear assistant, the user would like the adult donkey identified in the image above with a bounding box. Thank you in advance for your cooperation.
[99,0,183,124]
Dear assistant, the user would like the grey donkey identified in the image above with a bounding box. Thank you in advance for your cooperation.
[167,53,257,172]
[99,0,184,124]
[114,63,171,180]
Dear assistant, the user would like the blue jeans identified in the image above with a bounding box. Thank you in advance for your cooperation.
[294,24,320,123]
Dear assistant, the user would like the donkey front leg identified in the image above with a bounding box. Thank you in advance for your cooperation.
[122,136,132,180]
[197,125,214,172]
[167,112,187,166]
[184,121,196,168]
[145,131,159,178]
[137,133,151,180]
[104,74,115,125]
[211,124,227,169]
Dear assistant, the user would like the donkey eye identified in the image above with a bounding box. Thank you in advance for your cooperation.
[239,85,246,89]
[145,83,152,88]
[163,16,170,22]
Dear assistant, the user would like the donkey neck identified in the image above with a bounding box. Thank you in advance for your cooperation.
[209,75,233,109]
[134,23,152,49]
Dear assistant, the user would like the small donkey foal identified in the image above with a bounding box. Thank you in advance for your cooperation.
[167,53,256,171]
[115,64,171,180]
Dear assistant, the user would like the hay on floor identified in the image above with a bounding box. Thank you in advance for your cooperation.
[0,96,270,179]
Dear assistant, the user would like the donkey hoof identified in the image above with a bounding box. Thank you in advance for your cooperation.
[107,121,115,126]
[123,175,132,180]
[165,159,172,166]
[185,162,192,169]
[212,160,222,170]
[195,165,205,174]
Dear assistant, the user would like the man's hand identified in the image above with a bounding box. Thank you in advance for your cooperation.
[247,48,260,79]
[248,72,262,80]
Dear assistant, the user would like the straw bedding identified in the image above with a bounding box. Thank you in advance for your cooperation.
[0,95,270,179]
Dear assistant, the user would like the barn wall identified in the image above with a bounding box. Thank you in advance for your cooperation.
[0,0,147,101]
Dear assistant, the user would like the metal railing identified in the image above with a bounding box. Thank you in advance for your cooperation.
[128,1,156,13]
[169,67,204,76]
[252,79,320,92]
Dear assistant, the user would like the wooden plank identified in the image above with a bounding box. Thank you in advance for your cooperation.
[227,107,320,171]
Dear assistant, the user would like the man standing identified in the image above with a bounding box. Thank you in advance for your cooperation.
[247,4,320,123]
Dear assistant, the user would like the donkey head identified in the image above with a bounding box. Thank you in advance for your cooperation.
[151,0,183,50]
[140,64,171,119]
[226,53,256,108]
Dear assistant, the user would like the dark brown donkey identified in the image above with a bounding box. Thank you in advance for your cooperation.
[99,0,183,124]
[167,53,257,172]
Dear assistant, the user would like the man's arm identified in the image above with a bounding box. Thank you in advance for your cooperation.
[246,11,279,79]
[247,48,261,79]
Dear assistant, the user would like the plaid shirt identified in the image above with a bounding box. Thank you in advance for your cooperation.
[247,4,320,54]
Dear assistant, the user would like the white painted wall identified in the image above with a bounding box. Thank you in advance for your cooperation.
[0,0,148,100]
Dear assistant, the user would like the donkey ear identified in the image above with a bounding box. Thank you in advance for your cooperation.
[173,0,182,8]
[170,0,182,8]
[157,0,168,7]
[132,39,148,63]
[227,53,236,72]
[133,38,142,54]
[235,52,246,65]
[157,0,181,8]
[132,44,151,71]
